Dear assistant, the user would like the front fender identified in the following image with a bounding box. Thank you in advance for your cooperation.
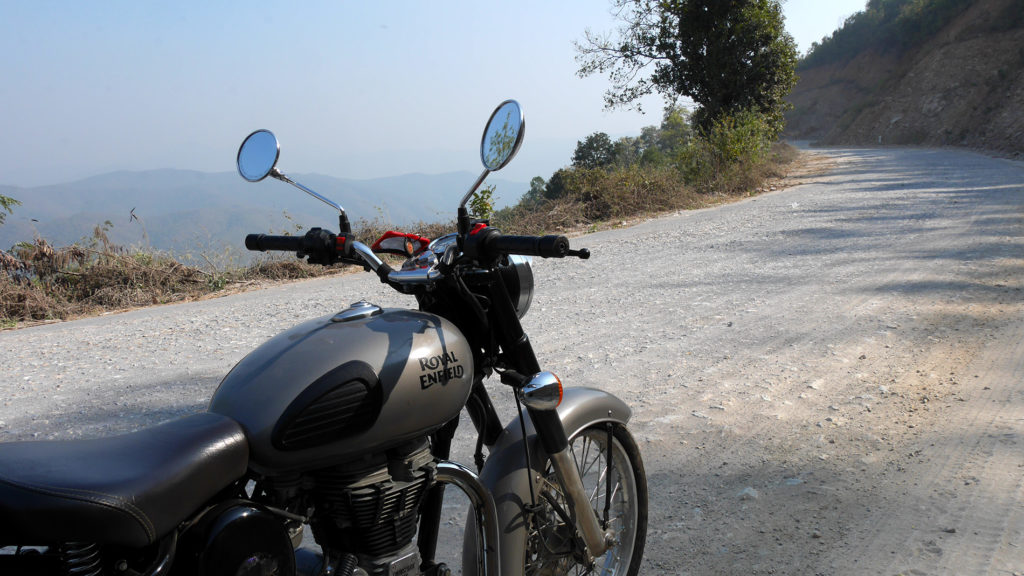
[462,387,631,576]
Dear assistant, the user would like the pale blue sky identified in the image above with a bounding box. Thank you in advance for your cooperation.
[1,1,865,188]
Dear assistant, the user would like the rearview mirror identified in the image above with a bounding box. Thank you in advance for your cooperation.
[237,129,280,182]
[480,100,524,171]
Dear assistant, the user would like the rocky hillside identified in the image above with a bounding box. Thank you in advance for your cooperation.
[786,0,1024,155]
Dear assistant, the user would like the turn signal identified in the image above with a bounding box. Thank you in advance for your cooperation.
[520,372,563,411]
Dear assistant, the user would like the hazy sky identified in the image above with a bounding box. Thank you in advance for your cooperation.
[1,1,866,188]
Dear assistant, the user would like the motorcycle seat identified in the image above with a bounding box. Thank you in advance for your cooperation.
[0,412,248,548]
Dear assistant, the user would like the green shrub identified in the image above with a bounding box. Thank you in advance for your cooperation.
[493,164,701,233]
[468,184,496,220]
[564,165,694,221]
[677,108,774,193]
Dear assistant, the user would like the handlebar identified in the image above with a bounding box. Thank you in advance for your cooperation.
[477,229,590,261]
[245,234,305,252]
[486,234,571,258]
[243,226,588,292]
[245,229,398,285]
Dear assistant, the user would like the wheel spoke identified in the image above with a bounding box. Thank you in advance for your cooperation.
[589,459,611,504]
[523,426,644,576]
[580,439,600,477]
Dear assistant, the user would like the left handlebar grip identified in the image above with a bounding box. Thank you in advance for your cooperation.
[245,234,304,252]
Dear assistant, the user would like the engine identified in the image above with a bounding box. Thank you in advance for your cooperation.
[307,439,436,576]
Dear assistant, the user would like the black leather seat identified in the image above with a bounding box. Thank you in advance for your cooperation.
[0,412,248,547]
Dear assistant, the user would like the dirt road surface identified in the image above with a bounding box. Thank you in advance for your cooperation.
[2,147,1022,575]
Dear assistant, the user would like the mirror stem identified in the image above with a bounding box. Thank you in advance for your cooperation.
[271,168,347,219]
[459,168,491,210]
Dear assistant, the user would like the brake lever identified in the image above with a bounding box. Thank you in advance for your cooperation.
[441,244,459,267]
[567,248,590,260]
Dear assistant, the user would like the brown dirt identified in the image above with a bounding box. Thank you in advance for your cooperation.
[787,0,1024,157]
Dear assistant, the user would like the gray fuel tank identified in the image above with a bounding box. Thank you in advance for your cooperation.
[209,303,474,475]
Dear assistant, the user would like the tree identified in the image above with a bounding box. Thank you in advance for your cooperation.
[576,0,798,138]
[800,0,975,69]
[572,132,616,169]
[658,103,693,152]
[0,194,19,226]
[522,176,548,206]
[612,135,643,167]
[544,169,570,201]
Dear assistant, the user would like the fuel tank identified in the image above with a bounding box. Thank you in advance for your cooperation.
[209,302,474,475]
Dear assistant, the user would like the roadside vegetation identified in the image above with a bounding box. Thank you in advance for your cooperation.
[798,0,993,68]
[1,120,799,327]
[0,216,454,327]
[0,132,798,327]
[1,0,801,327]
[0,225,329,327]
[491,106,798,235]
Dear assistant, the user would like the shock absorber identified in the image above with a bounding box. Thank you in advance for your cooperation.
[60,542,103,576]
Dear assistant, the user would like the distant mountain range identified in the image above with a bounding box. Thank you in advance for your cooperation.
[0,169,528,254]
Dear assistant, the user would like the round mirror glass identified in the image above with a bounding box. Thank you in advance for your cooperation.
[237,129,280,182]
[480,100,525,171]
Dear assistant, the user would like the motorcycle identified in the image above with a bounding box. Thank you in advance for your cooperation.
[0,100,648,576]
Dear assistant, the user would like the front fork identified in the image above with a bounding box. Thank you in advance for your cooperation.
[481,267,612,563]
[527,407,612,560]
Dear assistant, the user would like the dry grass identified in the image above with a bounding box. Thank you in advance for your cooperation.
[0,235,342,327]
[0,214,465,327]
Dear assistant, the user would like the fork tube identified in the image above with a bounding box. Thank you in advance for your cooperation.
[549,448,611,557]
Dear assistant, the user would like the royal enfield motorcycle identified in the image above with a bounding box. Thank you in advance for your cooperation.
[0,101,648,576]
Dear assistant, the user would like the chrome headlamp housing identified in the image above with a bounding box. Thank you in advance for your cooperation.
[401,233,457,272]
[401,247,437,271]
[401,232,534,319]
[498,254,534,319]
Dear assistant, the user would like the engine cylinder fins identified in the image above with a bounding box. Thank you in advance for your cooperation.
[273,361,383,451]
[308,440,436,559]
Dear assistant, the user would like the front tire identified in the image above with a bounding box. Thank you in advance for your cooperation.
[523,423,648,576]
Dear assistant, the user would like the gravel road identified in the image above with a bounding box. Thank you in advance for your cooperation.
[2,147,1023,575]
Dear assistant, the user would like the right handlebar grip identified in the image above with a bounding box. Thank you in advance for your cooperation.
[245,234,304,252]
[489,234,570,258]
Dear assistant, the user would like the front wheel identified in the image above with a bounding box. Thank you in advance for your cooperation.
[524,423,647,576]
